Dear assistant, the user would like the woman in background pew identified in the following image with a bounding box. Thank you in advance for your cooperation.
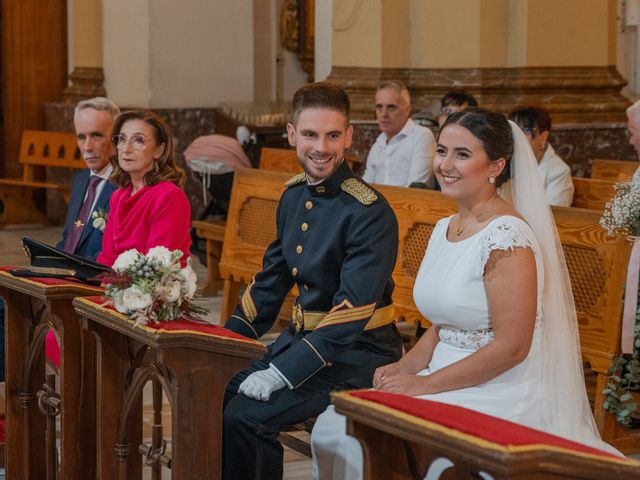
[312,108,622,480]
[97,110,191,267]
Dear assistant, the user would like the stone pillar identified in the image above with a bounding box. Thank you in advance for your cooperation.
[62,0,107,103]
[327,0,629,123]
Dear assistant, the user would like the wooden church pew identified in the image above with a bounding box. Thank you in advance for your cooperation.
[571,177,616,210]
[332,390,640,479]
[591,158,638,182]
[219,168,638,454]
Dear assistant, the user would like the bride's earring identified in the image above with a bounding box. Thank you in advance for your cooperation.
[488,176,495,184]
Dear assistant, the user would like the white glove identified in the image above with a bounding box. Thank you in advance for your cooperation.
[238,364,287,401]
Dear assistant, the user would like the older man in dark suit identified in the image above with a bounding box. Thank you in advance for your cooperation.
[56,97,120,260]
[0,98,120,382]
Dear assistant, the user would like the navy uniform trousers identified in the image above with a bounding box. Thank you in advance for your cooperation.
[223,162,403,480]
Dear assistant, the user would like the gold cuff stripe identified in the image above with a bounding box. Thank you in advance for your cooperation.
[333,393,637,466]
[302,337,326,365]
[241,279,257,321]
[230,314,259,339]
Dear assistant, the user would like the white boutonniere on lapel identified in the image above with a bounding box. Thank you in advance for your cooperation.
[91,208,108,232]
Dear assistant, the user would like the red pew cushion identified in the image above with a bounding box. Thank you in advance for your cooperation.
[348,390,626,461]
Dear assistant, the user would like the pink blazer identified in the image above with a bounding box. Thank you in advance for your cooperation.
[97,181,192,267]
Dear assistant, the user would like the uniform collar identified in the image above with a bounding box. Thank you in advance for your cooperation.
[306,160,352,197]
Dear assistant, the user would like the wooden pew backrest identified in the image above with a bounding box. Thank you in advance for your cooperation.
[571,177,615,210]
[18,130,83,174]
[259,148,301,173]
[259,147,361,173]
[591,159,638,182]
[0,130,84,225]
[553,206,631,373]
[374,183,457,325]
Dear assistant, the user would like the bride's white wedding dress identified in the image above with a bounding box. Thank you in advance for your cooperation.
[411,215,546,427]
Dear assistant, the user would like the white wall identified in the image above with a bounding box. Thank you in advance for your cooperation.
[315,0,332,81]
[103,0,151,107]
[104,0,254,108]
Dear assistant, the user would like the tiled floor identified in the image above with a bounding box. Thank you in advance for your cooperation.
[0,225,312,479]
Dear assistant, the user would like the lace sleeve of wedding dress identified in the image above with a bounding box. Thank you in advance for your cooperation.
[478,218,536,275]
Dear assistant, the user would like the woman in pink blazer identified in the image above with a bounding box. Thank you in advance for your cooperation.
[97,110,191,266]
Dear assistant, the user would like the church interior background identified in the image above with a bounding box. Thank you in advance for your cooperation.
[1,0,640,478]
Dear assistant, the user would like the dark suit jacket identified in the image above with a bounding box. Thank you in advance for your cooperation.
[57,169,117,261]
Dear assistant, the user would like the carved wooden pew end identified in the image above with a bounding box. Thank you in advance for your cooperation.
[73,295,266,479]
[333,390,640,480]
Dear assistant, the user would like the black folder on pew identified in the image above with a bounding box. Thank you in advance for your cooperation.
[11,236,112,285]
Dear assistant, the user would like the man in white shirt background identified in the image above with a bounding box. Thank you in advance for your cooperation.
[362,81,436,188]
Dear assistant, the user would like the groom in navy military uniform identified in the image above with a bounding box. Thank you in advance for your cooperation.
[57,97,120,260]
[222,82,403,480]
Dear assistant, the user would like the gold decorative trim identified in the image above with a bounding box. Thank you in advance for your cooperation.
[241,278,258,321]
[341,178,377,205]
[285,172,306,188]
[317,302,376,329]
[230,314,259,339]
[302,337,326,365]
[30,266,76,276]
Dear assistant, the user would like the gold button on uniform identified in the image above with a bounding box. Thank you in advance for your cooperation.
[316,186,325,193]
[296,245,303,254]
[301,222,308,232]
[303,284,309,291]
[305,201,313,210]
[292,267,298,276]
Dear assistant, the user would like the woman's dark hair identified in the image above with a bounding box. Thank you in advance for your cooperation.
[441,91,478,109]
[508,106,552,134]
[440,108,513,188]
[110,110,186,188]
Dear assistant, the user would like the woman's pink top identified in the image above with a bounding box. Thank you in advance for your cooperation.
[97,181,192,267]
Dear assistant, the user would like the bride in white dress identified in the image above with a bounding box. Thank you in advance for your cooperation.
[311,109,622,480]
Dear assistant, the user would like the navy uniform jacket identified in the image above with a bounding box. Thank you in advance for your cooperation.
[226,161,403,388]
[57,169,117,261]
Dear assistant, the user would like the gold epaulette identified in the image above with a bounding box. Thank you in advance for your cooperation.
[340,178,378,205]
[285,172,306,188]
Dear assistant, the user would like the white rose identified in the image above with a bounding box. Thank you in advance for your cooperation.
[112,249,142,272]
[180,264,198,300]
[146,246,173,267]
[122,285,153,310]
[92,216,106,232]
[155,280,182,303]
[112,290,128,313]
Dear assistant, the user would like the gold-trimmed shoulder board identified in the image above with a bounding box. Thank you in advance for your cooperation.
[285,172,306,188]
[340,178,378,205]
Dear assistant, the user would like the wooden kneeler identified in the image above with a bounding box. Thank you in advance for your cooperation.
[74,296,266,479]
[333,390,640,480]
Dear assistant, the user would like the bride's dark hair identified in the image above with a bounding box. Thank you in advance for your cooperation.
[440,108,513,187]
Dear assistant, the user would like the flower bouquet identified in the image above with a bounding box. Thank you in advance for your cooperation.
[599,180,640,237]
[600,179,640,426]
[101,246,208,326]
